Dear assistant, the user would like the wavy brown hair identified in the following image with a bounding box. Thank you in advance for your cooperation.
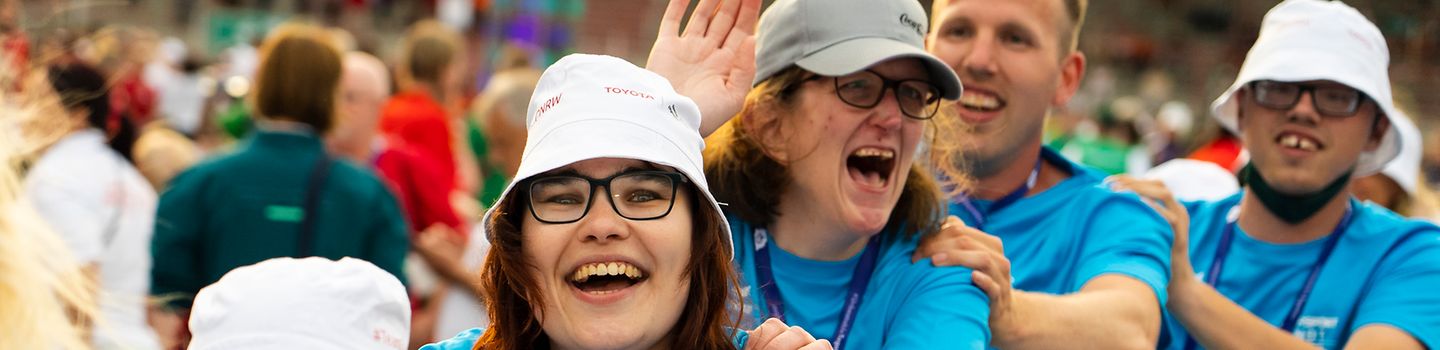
[704,65,969,238]
[473,180,740,350]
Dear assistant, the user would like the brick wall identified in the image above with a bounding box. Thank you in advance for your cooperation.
[572,0,667,66]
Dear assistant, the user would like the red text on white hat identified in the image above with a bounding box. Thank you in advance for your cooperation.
[605,87,656,100]
[535,93,563,121]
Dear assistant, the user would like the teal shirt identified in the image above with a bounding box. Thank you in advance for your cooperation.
[729,215,992,349]
[423,328,483,350]
[150,130,409,308]
[948,148,1172,303]
[1166,195,1440,349]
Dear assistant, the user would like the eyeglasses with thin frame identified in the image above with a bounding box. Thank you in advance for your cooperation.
[807,69,943,120]
[1249,80,1370,118]
[525,170,689,224]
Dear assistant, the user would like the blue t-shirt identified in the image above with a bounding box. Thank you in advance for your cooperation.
[947,148,1172,303]
[729,215,991,349]
[422,328,482,350]
[1165,195,1440,349]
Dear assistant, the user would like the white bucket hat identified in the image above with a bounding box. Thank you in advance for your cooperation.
[1210,0,1400,176]
[482,54,730,251]
[1380,110,1422,197]
[188,257,411,350]
[753,0,962,100]
[1143,159,1241,202]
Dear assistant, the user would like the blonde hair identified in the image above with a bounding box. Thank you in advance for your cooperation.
[0,98,100,350]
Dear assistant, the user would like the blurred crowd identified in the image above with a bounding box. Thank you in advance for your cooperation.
[1,0,537,347]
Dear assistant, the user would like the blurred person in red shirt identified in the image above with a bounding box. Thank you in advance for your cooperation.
[333,51,463,237]
[380,20,466,194]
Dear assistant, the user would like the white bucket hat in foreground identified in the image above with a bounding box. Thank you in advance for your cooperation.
[482,54,729,251]
[1211,0,1400,176]
[188,257,411,350]
[753,0,962,100]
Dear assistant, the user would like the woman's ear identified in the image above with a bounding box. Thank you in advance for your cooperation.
[740,103,791,163]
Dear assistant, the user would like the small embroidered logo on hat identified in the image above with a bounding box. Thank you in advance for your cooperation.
[605,87,656,100]
[535,93,563,121]
[899,14,924,36]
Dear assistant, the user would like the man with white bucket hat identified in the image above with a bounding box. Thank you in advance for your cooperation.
[1110,0,1440,348]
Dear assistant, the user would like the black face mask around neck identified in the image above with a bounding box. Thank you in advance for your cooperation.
[1240,163,1352,225]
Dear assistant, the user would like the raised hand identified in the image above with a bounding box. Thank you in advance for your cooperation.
[646,0,761,136]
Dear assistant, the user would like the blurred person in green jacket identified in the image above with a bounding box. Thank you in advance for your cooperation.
[149,22,409,339]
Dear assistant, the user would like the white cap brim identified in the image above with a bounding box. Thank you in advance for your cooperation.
[796,37,962,100]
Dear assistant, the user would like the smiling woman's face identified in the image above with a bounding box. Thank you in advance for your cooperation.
[521,157,694,350]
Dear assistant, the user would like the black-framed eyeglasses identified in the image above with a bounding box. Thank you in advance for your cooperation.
[525,170,689,224]
[1249,80,1370,118]
[809,70,943,120]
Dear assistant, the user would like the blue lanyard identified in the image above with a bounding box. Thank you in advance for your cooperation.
[1184,204,1352,350]
[752,227,882,350]
[954,157,1042,230]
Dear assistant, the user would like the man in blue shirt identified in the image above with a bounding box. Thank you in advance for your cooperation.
[920,0,1173,348]
[1112,1,1440,348]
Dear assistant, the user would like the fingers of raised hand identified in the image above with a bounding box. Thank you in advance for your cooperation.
[704,0,742,45]
[658,0,690,37]
[683,0,723,38]
[721,4,759,54]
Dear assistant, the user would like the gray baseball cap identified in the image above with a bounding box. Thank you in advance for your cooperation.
[754,0,962,100]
